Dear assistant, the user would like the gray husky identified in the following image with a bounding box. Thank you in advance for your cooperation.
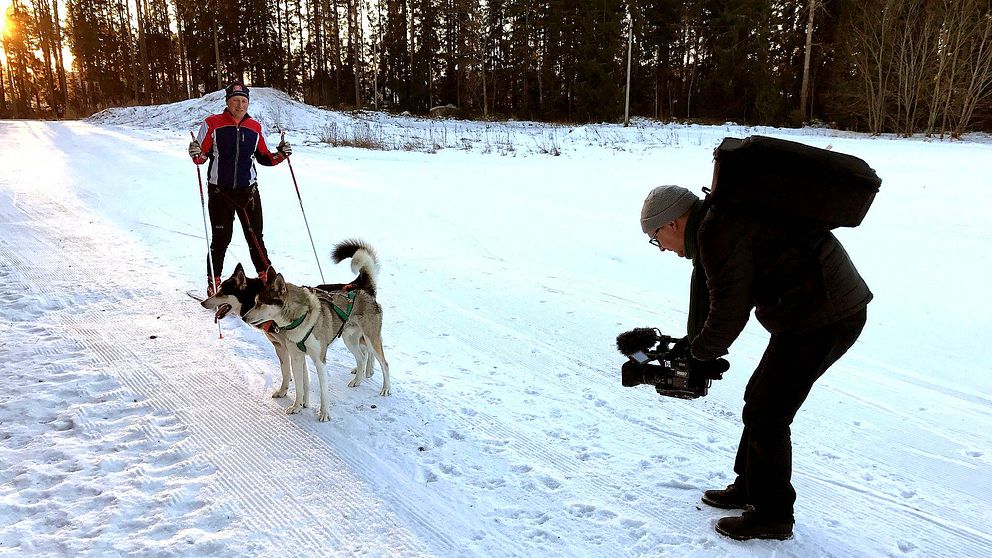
[199,258,369,402]
[244,239,390,422]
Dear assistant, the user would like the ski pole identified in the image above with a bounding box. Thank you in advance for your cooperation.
[191,130,223,339]
[281,130,325,283]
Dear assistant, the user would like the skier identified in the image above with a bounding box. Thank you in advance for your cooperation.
[188,82,292,295]
[641,184,872,540]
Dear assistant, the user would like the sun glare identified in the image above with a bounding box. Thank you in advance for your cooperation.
[0,0,12,38]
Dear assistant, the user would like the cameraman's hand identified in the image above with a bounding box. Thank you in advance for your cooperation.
[669,336,690,360]
[669,336,729,380]
[693,357,730,380]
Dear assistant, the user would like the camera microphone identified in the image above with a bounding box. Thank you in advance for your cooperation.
[616,327,665,356]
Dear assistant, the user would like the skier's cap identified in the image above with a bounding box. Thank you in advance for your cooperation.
[225,82,249,101]
[640,185,698,234]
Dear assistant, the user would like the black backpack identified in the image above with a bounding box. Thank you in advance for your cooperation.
[709,135,881,228]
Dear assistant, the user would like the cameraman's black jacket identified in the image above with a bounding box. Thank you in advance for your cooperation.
[686,199,872,361]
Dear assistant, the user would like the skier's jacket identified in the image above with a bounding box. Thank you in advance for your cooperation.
[193,110,285,188]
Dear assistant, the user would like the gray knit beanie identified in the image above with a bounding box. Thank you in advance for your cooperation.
[640,185,699,234]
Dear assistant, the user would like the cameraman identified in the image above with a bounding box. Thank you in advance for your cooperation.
[641,185,871,540]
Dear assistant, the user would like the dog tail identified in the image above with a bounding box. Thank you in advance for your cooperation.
[331,238,379,295]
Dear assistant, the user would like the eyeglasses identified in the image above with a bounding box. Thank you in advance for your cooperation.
[648,224,667,248]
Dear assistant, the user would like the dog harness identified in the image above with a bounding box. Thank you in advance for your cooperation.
[281,290,358,351]
[329,290,357,340]
[331,290,357,321]
[278,311,313,351]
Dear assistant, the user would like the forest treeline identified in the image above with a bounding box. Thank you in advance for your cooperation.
[1,0,991,136]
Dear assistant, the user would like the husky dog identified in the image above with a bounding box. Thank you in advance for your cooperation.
[199,258,369,404]
[199,263,299,399]
[244,239,390,422]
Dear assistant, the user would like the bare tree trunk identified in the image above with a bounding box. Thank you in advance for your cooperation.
[296,0,307,98]
[284,0,293,93]
[938,8,966,137]
[0,61,7,115]
[312,0,325,104]
[32,0,59,117]
[350,0,362,107]
[892,1,937,136]
[331,0,342,101]
[848,0,897,134]
[135,0,151,102]
[481,57,488,118]
[50,0,68,115]
[156,0,179,98]
[954,3,992,137]
[172,0,191,98]
[799,0,816,121]
[214,18,223,89]
[118,0,138,101]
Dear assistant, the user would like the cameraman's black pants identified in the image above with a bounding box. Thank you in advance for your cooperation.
[206,184,270,278]
[733,307,867,519]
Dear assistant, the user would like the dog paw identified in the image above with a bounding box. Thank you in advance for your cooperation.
[286,403,303,415]
[317,408,330,422]
[348,378,362,388]
[365,369,375,378]
[271,388,288,398]
[379,385,391,396]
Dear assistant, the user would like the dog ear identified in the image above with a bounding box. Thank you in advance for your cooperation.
[265,265,276,284]
[233,264,247,289]
[273,273,287,295]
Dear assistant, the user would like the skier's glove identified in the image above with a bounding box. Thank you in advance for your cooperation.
[188,140,202,159]
[277,140,292,158]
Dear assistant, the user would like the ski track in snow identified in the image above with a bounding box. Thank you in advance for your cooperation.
[0,117,990,557]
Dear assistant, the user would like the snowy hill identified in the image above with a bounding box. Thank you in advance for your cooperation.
[87,87,335,133]
[2,91,991,557]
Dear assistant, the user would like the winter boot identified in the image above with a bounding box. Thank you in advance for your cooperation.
[715,511,794,541]
[702,483,751,510]
[207,276,221,297]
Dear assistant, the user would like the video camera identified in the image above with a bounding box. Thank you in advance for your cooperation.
[615,327,728,399]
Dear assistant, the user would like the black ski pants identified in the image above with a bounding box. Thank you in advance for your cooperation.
[206,183,270,279]
[732,307,867,518]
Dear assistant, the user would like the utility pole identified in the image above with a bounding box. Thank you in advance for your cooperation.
[214,18,222,89]
[624,13,633,127]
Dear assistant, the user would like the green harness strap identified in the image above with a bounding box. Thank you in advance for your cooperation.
[281,312,308,331]
[287,291,357,352]
[332,290,357,322]
[295,327,316,351]
[329,290,357,341]
[279,311,314,352]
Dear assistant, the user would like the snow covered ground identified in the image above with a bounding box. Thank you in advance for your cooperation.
[1,89,990,557]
